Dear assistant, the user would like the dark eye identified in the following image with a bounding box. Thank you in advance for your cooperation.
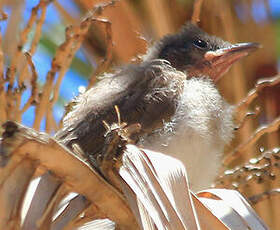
[193,39,208,49]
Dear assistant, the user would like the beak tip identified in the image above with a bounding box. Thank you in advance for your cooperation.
[249,42,262,50]
[221,42,262,55]
[238,42,262,52]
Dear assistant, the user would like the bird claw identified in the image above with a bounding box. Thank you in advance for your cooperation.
[97,105,141,190]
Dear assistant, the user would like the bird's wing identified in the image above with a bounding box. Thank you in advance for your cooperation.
[55,60,185,158]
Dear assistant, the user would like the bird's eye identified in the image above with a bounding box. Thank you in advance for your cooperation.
[193,39,208,49]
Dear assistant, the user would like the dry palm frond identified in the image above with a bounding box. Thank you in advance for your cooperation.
[119,144,268,230]
[0,121,269,230]
[0,121,138,230]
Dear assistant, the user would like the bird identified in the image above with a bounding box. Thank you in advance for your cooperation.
[55,22,259,191]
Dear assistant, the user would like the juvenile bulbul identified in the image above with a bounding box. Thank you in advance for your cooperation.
[55,23,259,190]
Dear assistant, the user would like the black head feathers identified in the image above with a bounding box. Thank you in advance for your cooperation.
[145,22,259,81]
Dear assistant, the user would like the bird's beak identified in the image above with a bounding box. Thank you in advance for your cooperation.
[204,42,261,82]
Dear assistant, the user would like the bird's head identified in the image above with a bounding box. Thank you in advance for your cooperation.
[145,22,260,82]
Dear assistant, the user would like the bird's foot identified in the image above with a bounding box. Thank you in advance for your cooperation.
[98,105,141,191]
